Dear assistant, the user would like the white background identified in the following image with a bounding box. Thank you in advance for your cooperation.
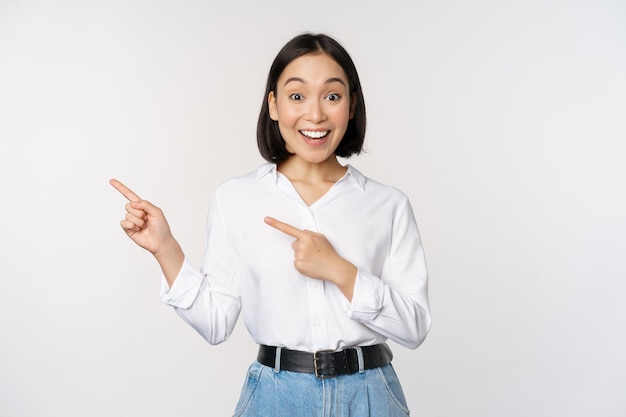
[1,0,625,416]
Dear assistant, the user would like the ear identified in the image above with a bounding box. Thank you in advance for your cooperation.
[349,92,357,119]
[268,91,278,121]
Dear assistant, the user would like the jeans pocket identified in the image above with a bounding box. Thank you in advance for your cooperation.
[232,361,264,417]
[375,364,411,416]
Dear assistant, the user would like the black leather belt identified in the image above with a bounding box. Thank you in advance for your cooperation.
[257,344,393,379]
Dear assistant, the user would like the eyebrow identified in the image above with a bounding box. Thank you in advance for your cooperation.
[283,77,347,87]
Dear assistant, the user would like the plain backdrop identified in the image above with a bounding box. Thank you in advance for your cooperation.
[1,0,625,416]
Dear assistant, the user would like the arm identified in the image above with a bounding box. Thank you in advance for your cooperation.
[111,179,240,344]
[264,216,358,301]
[160,190,241,344]
[346,197,431,349]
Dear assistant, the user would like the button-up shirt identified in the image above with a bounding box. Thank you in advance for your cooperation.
[161,163,431,352]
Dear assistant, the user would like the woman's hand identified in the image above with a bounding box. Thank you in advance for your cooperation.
[264,216,357,301]
[110,179,174,253]
[110,179,184,285]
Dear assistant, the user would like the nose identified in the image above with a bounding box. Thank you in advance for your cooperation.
[306,99,327,123]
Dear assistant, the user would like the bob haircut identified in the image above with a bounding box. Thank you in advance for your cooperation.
[257,33,367,163]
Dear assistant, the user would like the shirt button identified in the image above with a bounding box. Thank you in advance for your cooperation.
[314,320,322,328]
[311,282,318,289]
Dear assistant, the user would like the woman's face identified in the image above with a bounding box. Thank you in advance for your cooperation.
[268,52,355,165]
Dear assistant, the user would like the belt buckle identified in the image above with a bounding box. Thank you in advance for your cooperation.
[313,350,336,379]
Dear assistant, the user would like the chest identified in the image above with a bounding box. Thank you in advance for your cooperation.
[222,191,394,276]
[289,179,335,207]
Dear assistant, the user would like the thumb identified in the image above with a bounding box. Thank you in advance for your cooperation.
[130,199,162,216]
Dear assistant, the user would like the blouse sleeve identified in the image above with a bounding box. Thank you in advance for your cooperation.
[345,196,431,349]
[160,190,241,345]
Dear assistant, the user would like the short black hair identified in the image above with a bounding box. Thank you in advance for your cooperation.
[257,33,366,163]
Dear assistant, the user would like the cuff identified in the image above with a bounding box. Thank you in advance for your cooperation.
[344,269,384,322]
[159,257,203,309]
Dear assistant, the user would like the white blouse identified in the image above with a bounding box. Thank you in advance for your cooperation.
[161,163,431,352]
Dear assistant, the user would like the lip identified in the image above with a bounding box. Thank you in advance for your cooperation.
[299,129,330,139]
[299,130,330,147]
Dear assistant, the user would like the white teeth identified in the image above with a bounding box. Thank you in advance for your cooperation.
[301,130,329,139]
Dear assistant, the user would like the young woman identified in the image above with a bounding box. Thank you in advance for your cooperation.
[111,33,431,417]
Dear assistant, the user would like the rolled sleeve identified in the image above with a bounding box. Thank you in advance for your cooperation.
[344,269,385,322]
[160,257,203,309]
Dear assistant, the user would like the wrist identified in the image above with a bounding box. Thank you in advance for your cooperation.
[332,258,357,301]
[154,238,185,287]
[153,237,182,262]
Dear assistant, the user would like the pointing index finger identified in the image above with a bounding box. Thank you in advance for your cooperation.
[264,217,303,239]
[109,178,142,202]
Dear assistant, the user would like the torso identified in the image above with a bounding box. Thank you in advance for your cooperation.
[289,179,337,206]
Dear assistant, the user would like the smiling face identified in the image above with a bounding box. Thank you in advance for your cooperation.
[268,52,356,166]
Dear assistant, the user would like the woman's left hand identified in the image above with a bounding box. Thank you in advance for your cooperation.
[264,216,357,300]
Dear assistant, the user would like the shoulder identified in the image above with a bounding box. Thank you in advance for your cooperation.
[210,163,275,202]
[215,163,273,189]
[347,165,409,203]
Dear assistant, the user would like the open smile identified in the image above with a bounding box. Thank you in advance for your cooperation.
[300,130,330,139]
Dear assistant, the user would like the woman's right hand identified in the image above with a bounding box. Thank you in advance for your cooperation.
[110,179,185,285]
[109,179,175,255]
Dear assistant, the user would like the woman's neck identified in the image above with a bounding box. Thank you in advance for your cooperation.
[277,156,347,206]
[277,155,346,184]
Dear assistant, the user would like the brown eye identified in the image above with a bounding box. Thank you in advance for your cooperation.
[290,93,304,101]
[326,93,340,101]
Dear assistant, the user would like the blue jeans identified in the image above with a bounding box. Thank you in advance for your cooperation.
[232,361,411,417]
